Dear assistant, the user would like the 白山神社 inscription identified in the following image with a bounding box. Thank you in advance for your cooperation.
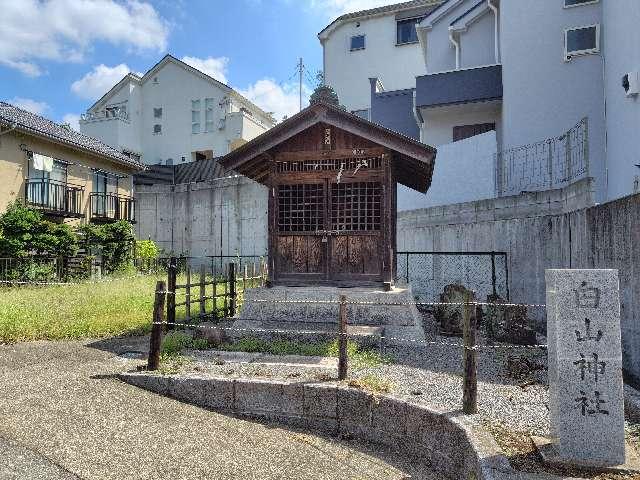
[545,269,625,467]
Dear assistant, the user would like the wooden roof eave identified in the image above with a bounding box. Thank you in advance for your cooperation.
[220,102,437,193]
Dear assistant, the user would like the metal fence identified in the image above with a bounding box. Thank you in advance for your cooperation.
[395,251,509,302]
[0,257,72,283]
[496,117,589,196]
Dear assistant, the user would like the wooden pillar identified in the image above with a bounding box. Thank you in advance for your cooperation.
[382,152,394,291]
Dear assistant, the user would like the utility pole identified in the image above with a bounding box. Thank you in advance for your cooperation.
[298,57,303,112]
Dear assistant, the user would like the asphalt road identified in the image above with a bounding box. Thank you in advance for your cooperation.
[0,337,441,480]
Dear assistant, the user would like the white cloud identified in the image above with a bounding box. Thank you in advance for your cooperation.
[309,0,393,17]
[62,113,81,131]
[181,56,229,84]
[0,0,169,77]
[239,79,312,122]
[71,64,135,100]
[8,97,50,115]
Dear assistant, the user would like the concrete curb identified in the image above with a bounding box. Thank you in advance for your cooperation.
[118,372,513,480]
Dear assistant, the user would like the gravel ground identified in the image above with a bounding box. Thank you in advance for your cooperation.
[184,311,552,437]
[0,338,443,480]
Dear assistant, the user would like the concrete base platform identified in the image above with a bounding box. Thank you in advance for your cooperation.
[236,285,425,345]
[531,436,640,475]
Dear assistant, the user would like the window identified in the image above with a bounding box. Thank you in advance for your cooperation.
[565,25,600,59]
[153,124,162,134]
[452,123,495,142]
[351,109,370,121]
[93,171,118,194]
[396,17,422,45]
[278,184,324,232]
[350,35,365,51]
[565,0,599,7]
[153,107,162,119]
[191,99,201,134]
[204,98,215,132]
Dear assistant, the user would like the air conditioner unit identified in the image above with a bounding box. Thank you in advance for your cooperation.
[622,72,640,97]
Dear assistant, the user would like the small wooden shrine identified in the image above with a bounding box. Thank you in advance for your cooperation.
[220,101,436,289]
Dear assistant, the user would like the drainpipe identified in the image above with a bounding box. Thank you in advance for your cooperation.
[449,29,460,70]
[412,89,424,143]
[487,0,500,63]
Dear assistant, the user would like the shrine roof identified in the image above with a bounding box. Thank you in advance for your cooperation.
[219,101,437,193]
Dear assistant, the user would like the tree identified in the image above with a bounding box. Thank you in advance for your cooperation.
[309,71,345,109]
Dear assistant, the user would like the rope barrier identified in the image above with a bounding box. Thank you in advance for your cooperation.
[156,292,546,309]
[153,321,548,350]
[1,275,142,287]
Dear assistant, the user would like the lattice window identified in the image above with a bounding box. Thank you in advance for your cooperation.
[278,184,324,232]
[276,156,382,173]
[331,182,381,232]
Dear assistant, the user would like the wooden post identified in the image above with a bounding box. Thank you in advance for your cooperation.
[148,280,166,371]
[199,264,206,317]
[223,264,228,317]
[166,256,177,331]
[185,265,191,324]
[229,262,237,317]
[251,262,256,289]
[462,290,478,414]
[338,294,348,380]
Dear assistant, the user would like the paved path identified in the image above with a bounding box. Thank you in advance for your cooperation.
[0,337,441,480]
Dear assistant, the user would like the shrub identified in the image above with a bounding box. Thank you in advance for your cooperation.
[161,331,194,357]
[78,220,135,274]
[0,201,78,258]
[135,239,160,272]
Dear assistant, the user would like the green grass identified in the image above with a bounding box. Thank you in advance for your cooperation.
[0,273,246,343]
[0,275,160,342]
[218,337,392,368]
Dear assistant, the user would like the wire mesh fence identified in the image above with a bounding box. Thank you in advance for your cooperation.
[395,251,509,302]
[0,256,92,283]
[496,117,589,196]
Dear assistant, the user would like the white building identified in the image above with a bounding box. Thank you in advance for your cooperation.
[80,55,276,166]
[319,1,441,120]
[321,0,640,207]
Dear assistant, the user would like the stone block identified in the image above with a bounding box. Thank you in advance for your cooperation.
[337,387,371,437]
[545,269,626,467]
[370,396,407,437]
[201,378,235,411]
[234,379,283,414]
[304,383,338,433]
[168,377,206,405]
[485,294,537,345]
[281,382,304,417]
[193,322,227,347]
[434,284,477,336]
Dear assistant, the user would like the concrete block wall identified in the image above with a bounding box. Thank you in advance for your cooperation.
[397,178,640,384]
[135,176,268,258]
[119,373,512,480]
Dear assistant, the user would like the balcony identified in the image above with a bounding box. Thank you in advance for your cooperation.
[90,193,136,223]
[416,64,502,109]
[25,179,84,218]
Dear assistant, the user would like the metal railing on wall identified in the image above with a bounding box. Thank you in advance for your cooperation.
[495,117,589,197]
[395,251,509,302]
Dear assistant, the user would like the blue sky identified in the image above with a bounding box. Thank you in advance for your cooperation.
[0,0,387,125]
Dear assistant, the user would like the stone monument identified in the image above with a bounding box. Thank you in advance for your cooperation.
[542,269,629,469]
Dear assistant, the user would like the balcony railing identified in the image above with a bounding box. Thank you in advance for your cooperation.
[25,179,84,217]
[90,193,136,223]
[496,117,589,196]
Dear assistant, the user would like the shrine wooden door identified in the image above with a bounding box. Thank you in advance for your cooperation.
[273,177,383,285]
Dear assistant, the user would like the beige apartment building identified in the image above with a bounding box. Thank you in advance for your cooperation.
[0,102,145,224]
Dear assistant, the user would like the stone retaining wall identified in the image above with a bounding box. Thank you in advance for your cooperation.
[119,373,513,480]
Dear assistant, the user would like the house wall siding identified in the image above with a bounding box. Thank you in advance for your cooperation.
[602,0,640,200]
[322,13,427,112]
[0,130,135,223]
[499,0,606,201]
